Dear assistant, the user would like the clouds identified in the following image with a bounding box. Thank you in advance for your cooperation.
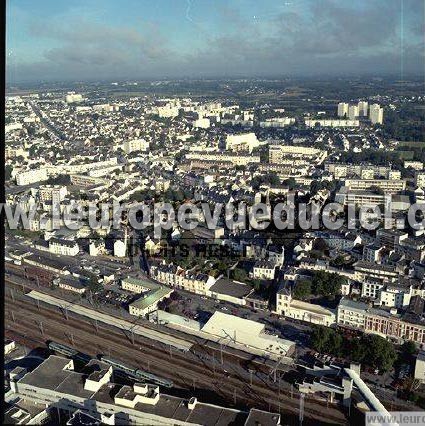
[6,0,425,82]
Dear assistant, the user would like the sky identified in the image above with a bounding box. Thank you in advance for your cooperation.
[6,0,425,83]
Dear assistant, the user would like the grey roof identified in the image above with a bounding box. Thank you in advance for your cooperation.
[244,409,280,426]
[209,278,252,299]
[338,298,368,312]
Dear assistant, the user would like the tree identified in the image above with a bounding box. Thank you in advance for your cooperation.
[312,238,329,253]
[312,271,344,298]
[232,268,247,282]
[364,334,397,371]
[310,326,339,354]
[5,165,13,181]
[401,341,417,356]
[84,273,103,294]
[293,280,311,300]
[282,177,297,190]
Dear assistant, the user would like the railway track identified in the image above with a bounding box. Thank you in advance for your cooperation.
[5,292,348,424]
[5,277,282,368]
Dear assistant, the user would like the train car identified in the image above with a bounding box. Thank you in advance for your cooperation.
[48,341,78,357]
[47,341,91,363]
[100,355,173,388]
[134,369,173,388]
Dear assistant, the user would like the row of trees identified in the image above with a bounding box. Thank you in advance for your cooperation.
[310,326,397,371]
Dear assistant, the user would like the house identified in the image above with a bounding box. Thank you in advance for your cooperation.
[48,238,79,256]
[123,277,173,317]
[337,298,368,330]
[57,276,87,294]
[251,260,276,280]
[276,282,336,326]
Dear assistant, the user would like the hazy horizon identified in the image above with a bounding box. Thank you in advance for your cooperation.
[6,0,425,84]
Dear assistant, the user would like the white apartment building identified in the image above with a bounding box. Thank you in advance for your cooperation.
[259,117,295,128]
[343,178,406,193]
[48,238,79,256]
[358,101,368,116]
[361,279,385,299]
[150,264,216,295]
[405,161,424,171]
[276,284,336,326]
[269,144,327,164]
[378,284,412,308]
[88,165,122,177]
[305,119,359,128]
[157,105,180,118]
[186,152,260,166]
[252,261,276,280]
[348,105,359,120]
[39,185,68,205]
[337,298,368,330]
[114,238,127,258]
[123,138,149,154]
[225,133,260,153]
[65,93,83,103]
[415,171,425,188]
[369,104,384,124]
[335,187,392,207]
[193,117,210,128]
[337,102,349,117]
[16,168,48,186]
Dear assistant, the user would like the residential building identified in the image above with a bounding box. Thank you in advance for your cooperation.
[337,102,349,117]
[369,104,383,124]
[358,101,368,116]
[337,298,368,330]
[252,260,276,280]
[225,133,260,153]
[343,178,406,193]
[305,119,359,128]
[150,264,216,295]
[348,105,359,120]
[49,237,79,256]
[123,138,149,154]
[16,168,48,186]
[276,283,336,326]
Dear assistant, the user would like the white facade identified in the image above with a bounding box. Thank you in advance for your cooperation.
[225,133,260,153]
[16,168,48,186]
[276,290,336,326]
[358,101,368,116]
[65,93,83,103]
[48,239,79,256]
[337,102,349,117]
[305,119,359,128]
[369,104,383,124]
[337,299,367,330]
[123,138,149,154]
[193,117,210,129]
[348,105,359,120]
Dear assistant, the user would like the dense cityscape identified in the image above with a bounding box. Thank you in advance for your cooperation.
[4,1,425,426]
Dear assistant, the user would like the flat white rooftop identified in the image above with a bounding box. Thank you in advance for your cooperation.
[201,311,295,358]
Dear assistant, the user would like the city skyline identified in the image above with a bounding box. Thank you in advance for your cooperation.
[6,0,425,83]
